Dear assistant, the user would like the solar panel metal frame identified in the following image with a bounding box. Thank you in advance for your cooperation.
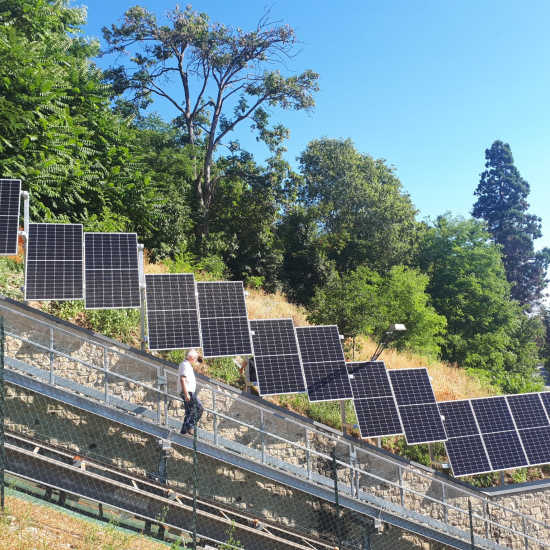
[24,223,84,301]
[84,232,141,310]
[0,179,21,256]
[387,368,447,445]
[196,281,253,358]
[438,399,495,477]
[145,273,202,351]
[249,318,307,396]
[294,325,353,403]
[347,361,403,438]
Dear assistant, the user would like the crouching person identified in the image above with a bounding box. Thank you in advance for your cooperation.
[179,349,204,435]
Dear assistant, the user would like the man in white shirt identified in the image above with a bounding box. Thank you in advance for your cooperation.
[178,349,204,435]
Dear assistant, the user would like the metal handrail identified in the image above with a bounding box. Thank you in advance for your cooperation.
[2,303,549,549]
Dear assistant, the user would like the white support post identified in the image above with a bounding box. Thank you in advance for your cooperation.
[138,244,146,352]
[19,191,29,305]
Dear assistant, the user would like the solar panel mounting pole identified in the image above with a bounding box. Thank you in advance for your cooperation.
[19,191,29,305]
[138,244,146,352]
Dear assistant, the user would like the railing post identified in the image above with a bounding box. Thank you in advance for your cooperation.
[260,409,265,463]
[49,326,54,385]
[305,428,312,481]
[484,501,489,541]
[523,516,529,550]
[469,499,475,550]
[213,390,218,446]
[103,348,109,405]
[442,482,448,524]
[0,316,5,511]
[330,447,343,549]
[398,466,405,508]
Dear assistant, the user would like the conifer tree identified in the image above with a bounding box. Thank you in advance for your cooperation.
[472,140,550,305]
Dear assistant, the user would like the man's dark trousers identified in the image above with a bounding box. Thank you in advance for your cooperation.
[181,392,204,432]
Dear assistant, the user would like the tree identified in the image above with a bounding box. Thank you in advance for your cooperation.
[306,265,446,358]
[102,5,319,243]
[418,214,542,390]
[472,140,550,305]
[298,138,419,273]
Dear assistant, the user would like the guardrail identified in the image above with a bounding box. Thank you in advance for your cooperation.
[1,302,549,550]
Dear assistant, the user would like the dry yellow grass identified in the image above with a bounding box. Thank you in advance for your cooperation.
[143,250,168,274]
[0,494,169,550]
[246,289,309,326]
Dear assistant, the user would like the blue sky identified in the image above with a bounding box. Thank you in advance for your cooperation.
[84,0,550,250]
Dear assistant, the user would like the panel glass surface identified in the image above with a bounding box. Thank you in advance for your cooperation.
[519,426,550,466]
[482,431,528,471]
[145,273,201,350]
[444,436,493,477]
[25,223,83,300]
[347,361,393,399]
[506,394,549,430]
[470,397,515,434]
[438,400,479,438]
[398,403,447,445]
[388,368,437,406]
[295,326,352,402]
[353,397,403,438]
[0,179,21,255]
[537,392,550,420]
[249,319,306,396]
[84,233,140,309]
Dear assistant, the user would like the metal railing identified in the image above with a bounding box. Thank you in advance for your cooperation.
[1,301,549,550]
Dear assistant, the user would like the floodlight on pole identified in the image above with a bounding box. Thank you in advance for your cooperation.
[370,323,406,361]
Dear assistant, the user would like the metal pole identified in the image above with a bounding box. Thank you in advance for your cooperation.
[138,244,146,352]
[20,191,29,306]
[0,316,5,511]
[500,471,505,486]
[192,397,198,550]
[469,499,476,550]
[340,400,347,435]
[330,447,342,548]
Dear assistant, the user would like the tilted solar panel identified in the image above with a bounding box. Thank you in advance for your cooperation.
[25,223,83,301]
[483,430,528,471]
[347,361,403,438]
[295,326,353,402]
[84,233,141,309]
[470,397,516,434]
[506,393,550,430]
[519,426,550,466]
[196,281,253,358]
[387,368,446,445]
[145,273,201,350]
[249,319,306,396]
[0,179,21,256]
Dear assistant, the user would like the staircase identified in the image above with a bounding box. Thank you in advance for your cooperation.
[1,295,549,550]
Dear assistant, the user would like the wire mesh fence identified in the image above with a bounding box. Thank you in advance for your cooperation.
[0,306,549,549]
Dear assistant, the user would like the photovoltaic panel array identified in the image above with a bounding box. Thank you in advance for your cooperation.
[249,319,306,396]
[25,223,83,301]
[196,281,253,358]
[295,325,353,402]
[348,361,403,438]
[439,393,550,477]
[0,179,21,255]
[84,233,141,309]
[145,273,201,351]
[388,368,447,445]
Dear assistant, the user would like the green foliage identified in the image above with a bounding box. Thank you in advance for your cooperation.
[473,140,550,305]
[207,357,243,388]
[0,256,24,300]
[298,137,420,273]
[417,214,542,384]
[219,520,245,550]
[307,265,446,358]
[162,251,228,280]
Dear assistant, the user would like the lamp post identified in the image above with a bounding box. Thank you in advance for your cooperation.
[370,324,406,361]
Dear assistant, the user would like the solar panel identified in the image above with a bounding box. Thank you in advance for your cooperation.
[470,397,515,434]
[25,223,83,301]
[0,179,21,255]
[295,326,353,402]
[84,233,141,309]
[519,426,550,466]
[196,281,253,358]
[346,361,403,438]
[444,436,493,477]
[353,397,403,438]
[249,319,306,396]
[387,368,446,444]
[538,392,550,418]
[145,274,201,351]
[438,400,493,476]
[506,393,550,430]
[483,431,528,471]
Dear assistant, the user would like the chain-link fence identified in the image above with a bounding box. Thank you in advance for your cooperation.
[0,304,549,550]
